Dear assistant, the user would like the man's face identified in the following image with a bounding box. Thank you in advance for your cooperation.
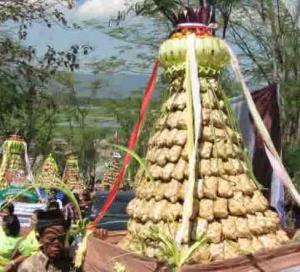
[0,209,9,224]
[0,208,9,218]
[31,214,37,228]
[40,225,66,259]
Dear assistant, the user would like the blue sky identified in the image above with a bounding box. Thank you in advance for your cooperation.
[25,23,128,60]
[23,0,152,74]
[19,0,254,86]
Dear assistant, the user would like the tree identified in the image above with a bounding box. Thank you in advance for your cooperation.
[0,0,91,157]
[54,71,105,181]
[225,1,300,178]
[281,0,300,28]
[104,94,163,177]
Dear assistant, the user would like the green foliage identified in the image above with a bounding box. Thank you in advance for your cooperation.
[284,144,300,178]
[0,177,82,220]
[54,72,103,182]
[0,67,58,156]
[88,57,127,73]
[103,95,162,178]
[113,262,127,272]
[219,69,242,97]
[134,0,183,26]
[217,1,300,180]
[113,144,154,182]
[69,218,90,238]
[131,0,240,38]
[148,226,207,271]
[78,131,100,182]
[0,1,91,159]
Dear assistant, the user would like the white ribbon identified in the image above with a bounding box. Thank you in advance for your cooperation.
[225,42,300,206]
[176,33,202,245]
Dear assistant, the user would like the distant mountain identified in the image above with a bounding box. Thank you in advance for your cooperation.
[71,72,150,99]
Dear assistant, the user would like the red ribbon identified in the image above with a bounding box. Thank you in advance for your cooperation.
[92,60,160,226]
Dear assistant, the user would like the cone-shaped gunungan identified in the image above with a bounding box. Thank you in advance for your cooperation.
[62,154,84,192]
[36,153,61,185]
[0,135,29,188]
[121,29,289,263]
[102,158,121,190]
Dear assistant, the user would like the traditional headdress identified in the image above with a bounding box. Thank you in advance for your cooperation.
[36,209,68,234]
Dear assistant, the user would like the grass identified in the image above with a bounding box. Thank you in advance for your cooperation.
[148,226,207,272]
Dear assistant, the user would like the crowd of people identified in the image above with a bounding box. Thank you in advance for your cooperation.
[0,189,104,272]
[0,201,72,272]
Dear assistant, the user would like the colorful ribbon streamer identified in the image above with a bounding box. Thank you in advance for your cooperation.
[92,60,160,227]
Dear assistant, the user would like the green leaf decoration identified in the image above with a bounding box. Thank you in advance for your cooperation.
[112,144,154,183]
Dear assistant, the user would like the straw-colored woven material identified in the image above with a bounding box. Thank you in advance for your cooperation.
[122,34,289,263]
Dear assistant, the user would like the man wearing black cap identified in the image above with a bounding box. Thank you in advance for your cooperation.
[0,202,14,215]
[0,202,14,224]
[17,209,72,272]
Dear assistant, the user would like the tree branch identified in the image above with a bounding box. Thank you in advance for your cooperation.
[230,24,270,82]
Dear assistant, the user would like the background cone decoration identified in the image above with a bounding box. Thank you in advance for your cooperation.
[36,153,61,185]
[122,7,290,263]
[0,135,33,188]
[102,157,121,190]
[62,153,84,192]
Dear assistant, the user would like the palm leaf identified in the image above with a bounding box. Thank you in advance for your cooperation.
[148,226,207,271]
[148,226,179,264]
[179,233,207,266]
[112,144,154,182]
[0,179,82,220]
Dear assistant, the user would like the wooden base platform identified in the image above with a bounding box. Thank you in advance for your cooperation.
[84,234,300,272]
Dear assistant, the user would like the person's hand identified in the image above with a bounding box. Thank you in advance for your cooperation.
[94,228,108,240]
[4,260,16,272]
[86,223,108,239]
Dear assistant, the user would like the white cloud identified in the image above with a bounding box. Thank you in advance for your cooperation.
[28,0,71,7]
[77,0,126,20]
